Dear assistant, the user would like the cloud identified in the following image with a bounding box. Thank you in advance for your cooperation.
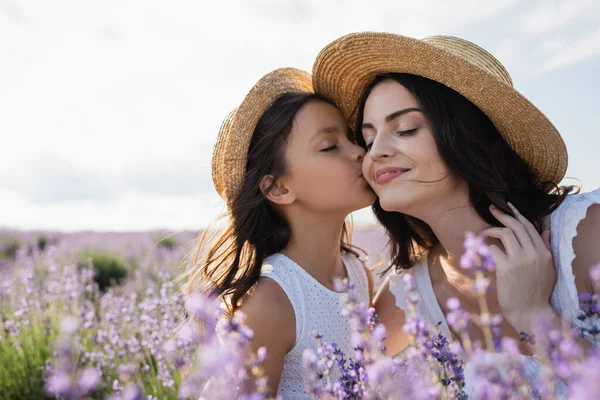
[539,28,600,72]
[507,0,600,73]
[0,0,27,23]
[123,162,213,197]
[523,0,599,36]
[2,156,118,204]
[1,155,212,205]
[0,188,224,231]
[0,0,598,230]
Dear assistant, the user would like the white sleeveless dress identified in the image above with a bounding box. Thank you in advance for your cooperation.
[260,251,370,399]
[387,188,600,396]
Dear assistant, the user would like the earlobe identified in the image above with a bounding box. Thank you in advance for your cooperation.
[259,175,295,205]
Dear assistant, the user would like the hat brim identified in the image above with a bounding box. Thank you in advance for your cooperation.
[212,68,313,203]
[312,32,567,184]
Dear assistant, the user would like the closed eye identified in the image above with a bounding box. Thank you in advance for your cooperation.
[321,145,338,152]
[397,128,418,136]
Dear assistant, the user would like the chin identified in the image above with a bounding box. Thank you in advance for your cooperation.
[378,194,409,213]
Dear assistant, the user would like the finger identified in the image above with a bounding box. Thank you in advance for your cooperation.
[481,227,520,256]
[489,244,509,273]
[489,204,534,250]
[507,202,546,251]
[541,230,551,251]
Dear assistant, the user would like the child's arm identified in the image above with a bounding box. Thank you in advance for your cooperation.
[373,279,412,357]
[237,278,296,396]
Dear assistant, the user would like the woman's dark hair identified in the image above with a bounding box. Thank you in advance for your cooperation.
[188,92,358,315]
[354,73,574,274]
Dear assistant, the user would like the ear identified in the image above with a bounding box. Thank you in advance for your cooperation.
[259,174,295,205]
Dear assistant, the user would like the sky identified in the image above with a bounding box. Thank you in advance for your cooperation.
[0,0,598,232]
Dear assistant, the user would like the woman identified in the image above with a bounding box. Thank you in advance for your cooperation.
[312,32,599,393]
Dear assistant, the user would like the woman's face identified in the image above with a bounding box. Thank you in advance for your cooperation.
[281,99,375,215]
[360,79,463,215]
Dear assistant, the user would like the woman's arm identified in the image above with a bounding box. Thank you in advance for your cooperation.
[364,266,375,303]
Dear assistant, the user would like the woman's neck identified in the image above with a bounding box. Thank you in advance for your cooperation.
[417,196,491,271]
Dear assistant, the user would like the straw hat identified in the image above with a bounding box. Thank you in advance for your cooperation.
[312,32,567,184]
[212,68,313,204]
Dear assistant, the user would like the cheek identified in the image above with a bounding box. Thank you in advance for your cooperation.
[290,159,351,192]
[421,150,450,178]
[362,158,377,187]
[316,160,354,185]
[411,134,448,176]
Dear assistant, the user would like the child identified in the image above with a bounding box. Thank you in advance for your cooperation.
[188,68,376,398]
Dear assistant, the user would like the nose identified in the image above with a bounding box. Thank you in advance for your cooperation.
[369,132,394,161]
[351,142,366,162]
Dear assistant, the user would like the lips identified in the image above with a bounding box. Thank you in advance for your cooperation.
[375,167,410,185]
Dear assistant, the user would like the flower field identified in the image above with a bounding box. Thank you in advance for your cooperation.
[1,229,599,399]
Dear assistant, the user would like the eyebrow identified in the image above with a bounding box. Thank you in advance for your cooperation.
[316,125,343,134]
[311,125,343,142]
[361,107,422,130]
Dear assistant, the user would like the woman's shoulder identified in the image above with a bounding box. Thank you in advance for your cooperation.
[552,187,600,222]
[551,187,600,291]
[341,250,374,301]
[550,187,600,248]
[386,256,427,282]
[384,253,431,307]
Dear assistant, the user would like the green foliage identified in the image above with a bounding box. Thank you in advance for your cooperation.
[37,236,48,252]
[0,319,56,399]
[0,236,20,261]
[156,236,178,251]
[78,251,128,291]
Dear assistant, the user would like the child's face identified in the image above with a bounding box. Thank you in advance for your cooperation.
[281,100,375,216]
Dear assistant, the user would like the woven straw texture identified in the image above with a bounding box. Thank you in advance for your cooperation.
[212,68,313,204]
[312,32,567,184]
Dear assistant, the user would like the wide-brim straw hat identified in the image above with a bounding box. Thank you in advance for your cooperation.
[212,68,313,205]
[312,32,567,184]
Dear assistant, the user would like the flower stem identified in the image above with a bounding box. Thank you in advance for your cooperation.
[475,271,495,352]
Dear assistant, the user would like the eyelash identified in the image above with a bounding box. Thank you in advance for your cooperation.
[321,145,338,152]
[364,129,418,151]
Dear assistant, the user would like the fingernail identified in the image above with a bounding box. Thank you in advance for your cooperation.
[489,204,496,210]
[507,202,515,209]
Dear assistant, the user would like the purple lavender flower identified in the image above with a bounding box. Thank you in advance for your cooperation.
[78,368,102,393]
[44,371,72,396]
[446,297,470,332]
[122,384,144,400]
[519,331,535,345]
[302,349,325,397]
[8,230,600,399]
[4,320,18,336]
[569,351,600,400]
[461,232,495,272]
[577,291,600,341]
[118,364,137,381]
[590,263,600,288]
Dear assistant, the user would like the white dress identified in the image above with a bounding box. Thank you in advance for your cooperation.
[260,251,371,399]
[387,188,600,396]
